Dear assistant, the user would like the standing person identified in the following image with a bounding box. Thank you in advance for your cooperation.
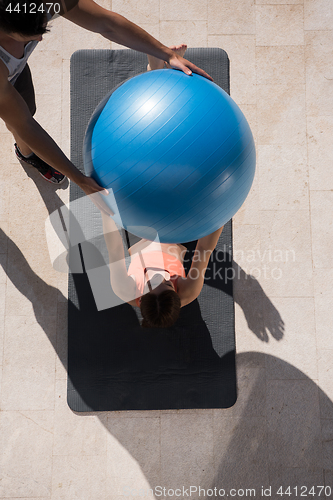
[0,0,213,204]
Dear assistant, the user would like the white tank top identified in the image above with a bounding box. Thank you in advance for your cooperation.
[0,41,39,84]
[0,12,54,85]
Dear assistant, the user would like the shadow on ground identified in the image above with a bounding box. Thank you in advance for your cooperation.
[101,352,332,500]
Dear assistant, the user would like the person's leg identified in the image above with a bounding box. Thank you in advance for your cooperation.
[147,44,187,71]
[6,64,65,184]
[6,124,32,157]
[7,64,36,156]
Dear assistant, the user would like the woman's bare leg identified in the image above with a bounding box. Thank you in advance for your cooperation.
[5,123,32,156]
[147,44,187,71]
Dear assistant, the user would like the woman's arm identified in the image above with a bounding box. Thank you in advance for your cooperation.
[179,226,224,307]
[62,0,213,81]
[196,226,225,254]
[0,66,108,200]
[101,212,137,302]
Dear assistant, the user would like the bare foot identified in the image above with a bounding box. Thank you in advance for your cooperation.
[165,44,187,68]
[147,43,188,71]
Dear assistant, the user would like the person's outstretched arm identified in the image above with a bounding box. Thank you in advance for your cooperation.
[0,65,108,207]
[61,0,213,81]
[179,226,224,306]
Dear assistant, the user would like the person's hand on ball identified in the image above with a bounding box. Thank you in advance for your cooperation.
[167,53,214,82]
[79,176,114,216]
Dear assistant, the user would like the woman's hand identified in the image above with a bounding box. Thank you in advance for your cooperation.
[167,53,214,82]
[78,176,114,216]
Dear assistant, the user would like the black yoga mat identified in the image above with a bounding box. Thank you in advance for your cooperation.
[68,48,237,411]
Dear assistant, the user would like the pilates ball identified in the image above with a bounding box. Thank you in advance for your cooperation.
[83,69,256,243]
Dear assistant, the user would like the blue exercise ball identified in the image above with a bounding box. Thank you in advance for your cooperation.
[83,69,256,243]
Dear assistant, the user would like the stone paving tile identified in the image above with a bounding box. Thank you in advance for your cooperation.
[160,412,214,486]
[266,380,323,468]
[159,21,208,49]
[51,455,107,499]
[105,415,160,486]
[268,468,325,498]
[310,191,333,270]
[256,5,304,46]
[321,419,333,471]
[53,379,107,457]
[307,116,333,191]
[213,415,269,497]
[1,315,56,411]
[318,350,333,404]
[256,46,305,86]
[257,84,306,146]
[113,0,159,24]
[208,0,256,35]
[305,31,333,117]
[314,269,333,351]
[208,35,256,105]
[304,0,333,31]
[0,410,53,497]
[258,145,309,211]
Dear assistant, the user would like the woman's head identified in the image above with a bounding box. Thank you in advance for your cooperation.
[0,0,50,38]
[140,279,181,328]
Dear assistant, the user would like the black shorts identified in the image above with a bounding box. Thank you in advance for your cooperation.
[12,63,36,116]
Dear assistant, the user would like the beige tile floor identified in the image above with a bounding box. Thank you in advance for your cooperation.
[0,0,333,498]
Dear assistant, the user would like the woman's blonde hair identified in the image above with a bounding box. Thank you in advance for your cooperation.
[140,289,181,328]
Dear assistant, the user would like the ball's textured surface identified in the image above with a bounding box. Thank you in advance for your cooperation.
[83,69,256,243]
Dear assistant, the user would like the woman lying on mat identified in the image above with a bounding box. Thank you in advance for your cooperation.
[100,210,224,329]
[97,44,223,328]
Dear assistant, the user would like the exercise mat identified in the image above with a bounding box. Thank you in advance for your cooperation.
[68,48,237,411]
